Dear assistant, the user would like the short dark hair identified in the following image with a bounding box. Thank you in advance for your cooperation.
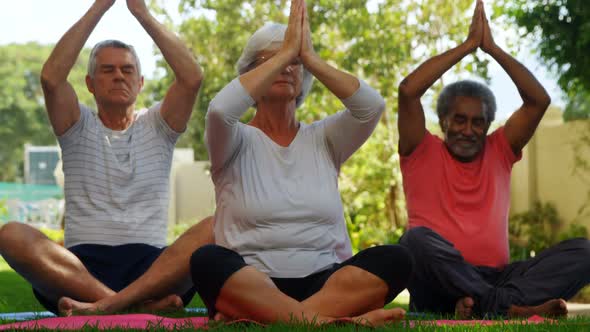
[437,80,496,123]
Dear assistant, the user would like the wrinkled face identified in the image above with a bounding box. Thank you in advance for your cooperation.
[254,49,303,103]
[86,47,143,108]
[441,96,490,162]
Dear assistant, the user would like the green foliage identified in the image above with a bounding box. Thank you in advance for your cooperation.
[0,43,93,182]
[39,227,64,244]
[563,89,590,121]
[0,200,8,220]
[500,0,590,119]
[150,0,487,251]
[571,121,590,221]
[509,201,588,261]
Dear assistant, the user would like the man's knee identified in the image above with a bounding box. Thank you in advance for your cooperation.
[399,226,443,252]
[0,222,32,251]
[568,238,590,273]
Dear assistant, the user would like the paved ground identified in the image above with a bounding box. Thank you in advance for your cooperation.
[568,303,590,317]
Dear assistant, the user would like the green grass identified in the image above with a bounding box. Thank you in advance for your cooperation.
[1,256,589,330]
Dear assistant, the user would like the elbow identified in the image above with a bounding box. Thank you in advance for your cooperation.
[179,73,204,94]
[40,65,60,93]
[398,79,416,100]
[541,94,552,110]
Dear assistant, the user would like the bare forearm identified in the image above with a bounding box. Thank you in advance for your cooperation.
[399,42,475,98]
[132,10,202,89]
[41,2,110,87]
[303,55,358,99]
[487,45,550,108]
[239,51,294,100]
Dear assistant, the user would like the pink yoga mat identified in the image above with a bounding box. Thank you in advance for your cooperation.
[0,314,208,331]
[0,314,551,330]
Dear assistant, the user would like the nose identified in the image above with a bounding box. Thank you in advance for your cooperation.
[113,68,125,80]
[461,123,475,137]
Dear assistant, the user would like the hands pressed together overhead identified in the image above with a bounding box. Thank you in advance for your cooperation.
[466,0,497,53]
[281,0,318,68]
[95,0,149,16]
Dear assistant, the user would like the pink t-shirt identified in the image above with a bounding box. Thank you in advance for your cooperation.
[400,127,521,268]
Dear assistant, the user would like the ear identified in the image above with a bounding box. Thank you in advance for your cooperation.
[85,75,95,94]
[139,75,145,91]
[439,117,447,132]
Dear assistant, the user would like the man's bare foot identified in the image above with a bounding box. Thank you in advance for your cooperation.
[213,312,230,322]
[508,298,567,318]
[58,297,99,317]
[58,294,183,316]
[352,308,405,326]
[139,294,184,312]
[455,297,474,319]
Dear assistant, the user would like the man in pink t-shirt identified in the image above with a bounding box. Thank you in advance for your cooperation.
[397,1,590,318]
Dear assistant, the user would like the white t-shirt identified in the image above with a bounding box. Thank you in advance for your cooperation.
[206,78,385,278]
[58,104,180,248]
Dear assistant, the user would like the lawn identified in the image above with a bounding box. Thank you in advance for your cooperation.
[1,256,588,331]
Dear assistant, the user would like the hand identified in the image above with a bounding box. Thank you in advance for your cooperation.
[481,4,497,53]
[300,0,318,65]
[127,0,149,16]
[465,0,484,52]
[280,0,304,60]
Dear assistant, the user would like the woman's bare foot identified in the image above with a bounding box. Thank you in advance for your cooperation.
[352,308,406,326]
[58,294,183,316]
[455,297,474,319]
[508,298,567,318]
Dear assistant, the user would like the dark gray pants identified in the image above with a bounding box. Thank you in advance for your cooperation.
[399,226,590,317]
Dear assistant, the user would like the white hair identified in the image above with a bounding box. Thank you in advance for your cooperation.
[88,40,141,78]
[236,23,313,108]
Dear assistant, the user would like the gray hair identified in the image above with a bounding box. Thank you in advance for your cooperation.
[87,40,142,78]
[436,80,496,123]
[236,23,313,108]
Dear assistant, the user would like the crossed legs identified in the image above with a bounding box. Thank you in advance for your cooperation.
[400,226,590,318]
[0,222,115,314]
[190,244,413,326]
[57,217,214,315]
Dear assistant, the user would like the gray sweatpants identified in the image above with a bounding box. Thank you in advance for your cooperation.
[399,226,590,317]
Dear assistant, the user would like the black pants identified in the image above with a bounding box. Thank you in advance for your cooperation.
[190,244,414,317]
[399,226,590,317]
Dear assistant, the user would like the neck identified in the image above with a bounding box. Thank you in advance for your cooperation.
[250,99,299,146]
[98,104,135,130]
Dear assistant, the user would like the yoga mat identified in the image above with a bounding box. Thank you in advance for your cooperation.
[0,314,552,330]
[406,315,552,327]
[0,314,208,331]
[0,311,55,321]
[0,307,206,322]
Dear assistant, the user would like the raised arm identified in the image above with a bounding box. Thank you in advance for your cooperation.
[41,1,115,136]
[300,1,384,164]
[299,0,359,98]
[480,6,551,153]
[238,0,304,99]
[397,0,484,156]
[127,0,203,133]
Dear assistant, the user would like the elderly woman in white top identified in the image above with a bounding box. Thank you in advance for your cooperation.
[190,0,413,325]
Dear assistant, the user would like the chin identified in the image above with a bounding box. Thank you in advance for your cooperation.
[449,145,481,162]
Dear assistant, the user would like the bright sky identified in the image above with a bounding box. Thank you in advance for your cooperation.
[0,0,565,121]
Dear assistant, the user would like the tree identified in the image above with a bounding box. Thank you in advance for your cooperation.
[0,43,94,181]
[149,0,488,250]
[501,0,590,120]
